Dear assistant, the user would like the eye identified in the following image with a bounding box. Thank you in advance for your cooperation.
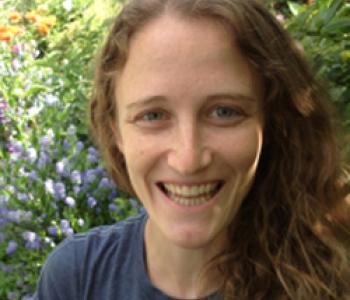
[132,109,170,128]
[141,111,165,121]
[210,106,243,119]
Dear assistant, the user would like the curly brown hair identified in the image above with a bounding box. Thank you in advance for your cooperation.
[89,0,350,299]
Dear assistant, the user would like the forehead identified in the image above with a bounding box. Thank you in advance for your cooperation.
[116,13,264,109]
[124,14,235,73]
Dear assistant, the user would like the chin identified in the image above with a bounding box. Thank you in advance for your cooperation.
[167,225,226,250]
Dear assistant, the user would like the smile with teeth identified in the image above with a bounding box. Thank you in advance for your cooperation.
[159,182,222,207]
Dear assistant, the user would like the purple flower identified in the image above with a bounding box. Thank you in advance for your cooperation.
[60,219,70,230]
[11,43,24,56]
[8,141,23,158]
[71,170,82,185]
[56,158,69,175]
[6,240,17,255]
[88,146,99,156]
[22,231,36,242]
[76,141,84,154]
[23,231,41,250]
[47,225,58,236]
[54,182,66,200]
[7,291,19,300]
[22,294,34,300]
[84,169,98,184]
[108,190,118,201]
[64,196,75,207]
[87,196,97,208]
[44,94,59,106]
[37,151,52,169]
[73,185,81,195]
[17,192,29,202]
[45,179,55,195]
[28,170,39,182]
[26,147,37,163]
[39,129,54,149]
[63,139,70,151]
[87,153,98,164]
[7,210,32,222]
[108,203,118,212]
[87,147,100,163]
[63,228,74,236]
[98,177,113,190]
[60,220,74,236]
[25,239,41,250]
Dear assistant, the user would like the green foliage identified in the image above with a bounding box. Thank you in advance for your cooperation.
[286,0,350,158]
[0,1,139,299]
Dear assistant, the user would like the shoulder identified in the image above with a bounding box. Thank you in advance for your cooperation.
[52,211,147,266]
[73,211,146,249]
[34,212,147,300]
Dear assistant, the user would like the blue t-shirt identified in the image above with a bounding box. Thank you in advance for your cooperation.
[33,211,221,300]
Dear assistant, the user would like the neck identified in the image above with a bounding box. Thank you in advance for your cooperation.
[144,219,225,299]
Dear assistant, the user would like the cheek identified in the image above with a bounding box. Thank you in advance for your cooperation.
[122,134,161,183]
[219,126,263,171]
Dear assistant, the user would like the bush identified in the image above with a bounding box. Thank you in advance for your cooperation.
[0,1,141,299]
[285,0,350,159]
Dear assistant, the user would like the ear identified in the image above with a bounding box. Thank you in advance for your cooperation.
[109,120,124,154]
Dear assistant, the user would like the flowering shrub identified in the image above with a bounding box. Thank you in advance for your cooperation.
[0,1,137,299]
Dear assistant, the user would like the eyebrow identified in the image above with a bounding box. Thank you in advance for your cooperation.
[126,93,257,111]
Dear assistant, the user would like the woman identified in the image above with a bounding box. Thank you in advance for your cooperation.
[34,0,350,299]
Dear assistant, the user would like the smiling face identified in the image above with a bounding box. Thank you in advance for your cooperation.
[114,14,264,250]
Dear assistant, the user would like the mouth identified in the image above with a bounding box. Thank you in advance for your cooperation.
[156,180,224,207]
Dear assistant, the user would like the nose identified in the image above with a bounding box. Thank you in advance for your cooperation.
[167,122,212,175]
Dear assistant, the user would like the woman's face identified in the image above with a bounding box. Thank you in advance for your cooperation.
[115,14,264,249]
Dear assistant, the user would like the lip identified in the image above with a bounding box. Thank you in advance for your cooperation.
[156,180,225,213]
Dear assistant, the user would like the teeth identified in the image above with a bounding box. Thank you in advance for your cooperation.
[172,195,211,206]
[163,182,219,197]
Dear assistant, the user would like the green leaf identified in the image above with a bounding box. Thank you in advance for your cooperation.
[287,2,306,16]
[322,18,350,33]
[23,84,48,97]
[323,0,344,24]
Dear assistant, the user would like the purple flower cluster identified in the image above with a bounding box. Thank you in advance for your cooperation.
[60,219,73,236]
[6,240,18,255]
[22,231,41,250]
[0,9,143,299]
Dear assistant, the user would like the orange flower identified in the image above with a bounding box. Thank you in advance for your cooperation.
[0,25,21,41]
[0,32,11,41]
[0,25,7,33]
[36,23,49,35]
[25,12,38,22]
[8,12,22,22]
